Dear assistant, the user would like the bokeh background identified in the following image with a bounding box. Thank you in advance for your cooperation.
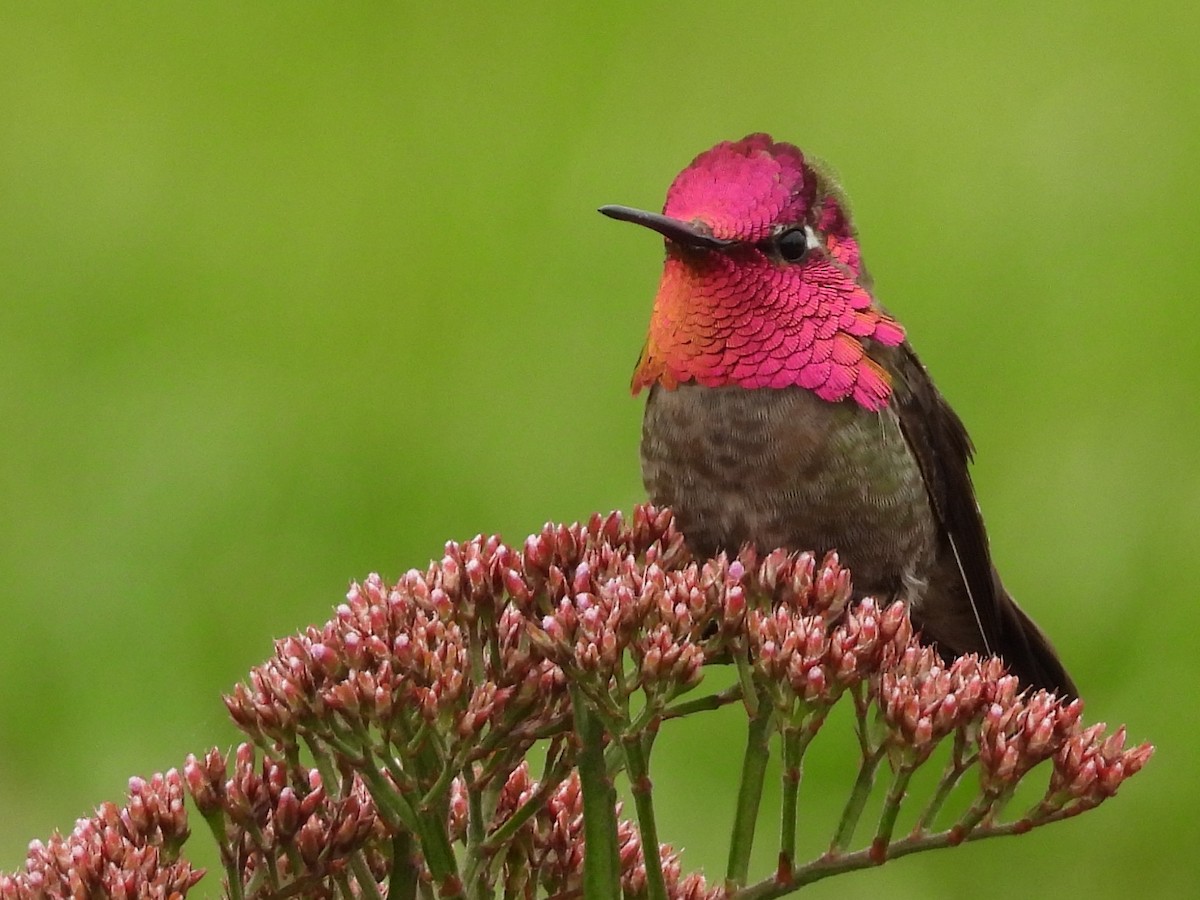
[2,3,1196,896]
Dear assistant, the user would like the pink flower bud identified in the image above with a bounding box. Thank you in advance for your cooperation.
[465,557,486,595]
[524,532,553,573]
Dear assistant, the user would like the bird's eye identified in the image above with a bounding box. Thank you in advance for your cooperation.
[776,228,809,263]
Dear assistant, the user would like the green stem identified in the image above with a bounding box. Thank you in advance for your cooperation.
[356,756,420,834]
[641,717,660,760]
[272,874,329,899]
[389,830,419,900]
[349,851,386,900]
[570,685,621,900]
[913,734,976,834]
[467,775,486,848]
[734,647,760,717]
[462,772,489,900]
[872,764,916,857]
[955,788,1003,837]
[621,731,669,900]
[414,810,461,896]
[197,805,244,900]
[334,871,355,899]
[726,686,774,889]
[353,758,460,894]
[480,757,571,854]
[829,744,885,852]
[523,712,574,741]
[603,737,627,779]
[851,683,875,753]
[305,737,342,796]
[236,813,281,891]
[623,698,662,740]
[390,711,463,897]
[467,617,487,685]
[661,684,743,720]
[982,786,1017,828]
[488,622,502,684]
[241,865,268,898]
[734,813,1060,899]
[778,722,820,874]
[778,729,799,874]
[421,759,464,819]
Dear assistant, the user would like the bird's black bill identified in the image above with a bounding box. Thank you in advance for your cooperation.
[598,204,733,251]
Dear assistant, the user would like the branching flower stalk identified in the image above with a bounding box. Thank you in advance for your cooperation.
[1,506,1151,900]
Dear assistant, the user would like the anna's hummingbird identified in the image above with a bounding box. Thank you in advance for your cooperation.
[601,133,1075,697]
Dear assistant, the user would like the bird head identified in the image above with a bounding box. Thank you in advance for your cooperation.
[602,134,905,410]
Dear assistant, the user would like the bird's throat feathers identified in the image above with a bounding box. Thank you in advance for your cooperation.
[630,134,906,412]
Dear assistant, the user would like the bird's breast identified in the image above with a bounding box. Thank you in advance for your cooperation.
[640,382,938,600]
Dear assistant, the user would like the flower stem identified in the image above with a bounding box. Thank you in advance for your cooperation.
[778,729,799,873]
[389,830,419,900]
[462,774,488,898]
[733,814,1066,899]
[479,756,571,854]
[954,789,1003,838]
[778,721,820,875]
[353,759,460,895]
[726,685,774,889]
[734,648,759,717]
[570,684,622,899]
[197,804,244,900]
[871,764,916,859]
[622,731,669,900]
[661,684,743,720]
[913,732,975,834]
[829,744,885,853]
[354,753,420,834]
[349,851,386,900]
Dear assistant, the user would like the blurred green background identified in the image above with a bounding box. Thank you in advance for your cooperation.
[2,3,1196,896]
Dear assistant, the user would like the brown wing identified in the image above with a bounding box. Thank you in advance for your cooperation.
[889,343,1077,697]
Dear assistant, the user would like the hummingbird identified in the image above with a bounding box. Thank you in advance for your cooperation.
[601,133,1076,697]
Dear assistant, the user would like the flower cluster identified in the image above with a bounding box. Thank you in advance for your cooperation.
[750,590,911,711]
[224,508,686,761]
[0,505,1153,899]
[185,744,388,898]
[978,682,1084,793]
[877,648,1006,764]
[451,763,719,900]
[1050,724,1154,812]
[971,684,1151,827]
[0,771,200,899]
